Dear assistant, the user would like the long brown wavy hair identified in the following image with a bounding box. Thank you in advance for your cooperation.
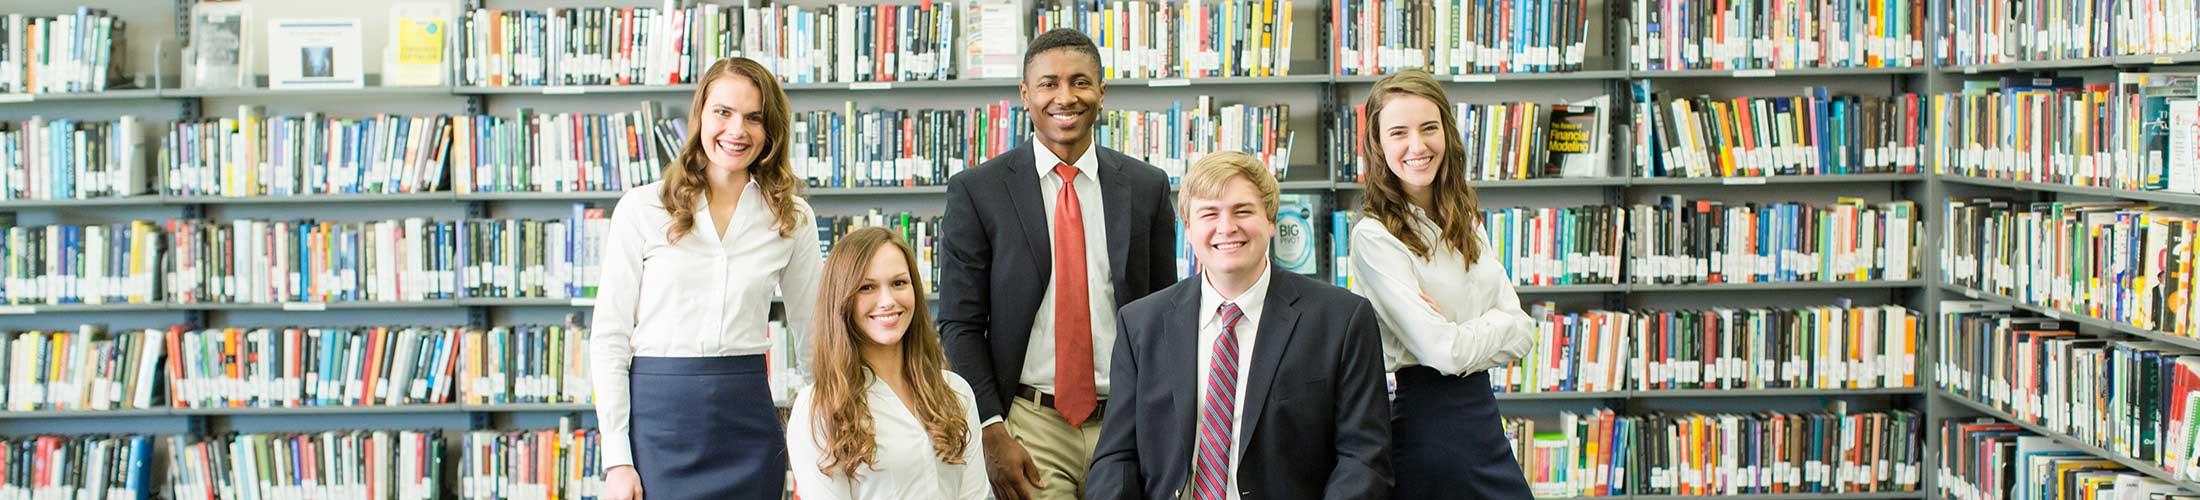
[806,227,970,477]
[1359,69,1483,264]
[661,57,804,241]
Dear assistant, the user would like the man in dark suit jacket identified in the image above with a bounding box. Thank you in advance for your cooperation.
[1089,152,1392,500]
[939,28,1178,500]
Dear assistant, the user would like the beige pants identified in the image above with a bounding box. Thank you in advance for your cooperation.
[1005,395,1106,500]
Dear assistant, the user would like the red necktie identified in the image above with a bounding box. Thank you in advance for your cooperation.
[1052,163,1098,428]
[1194,303,1246,500]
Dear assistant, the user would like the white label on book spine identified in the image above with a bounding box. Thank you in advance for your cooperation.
[570,298,597,307]
[1147,78,1192,87]
[542,86,586,95]
[1734,69,1777,78]
[0,305,34,314]
[850,82,892,90]
[1722,177,1769,185]
[1452,74,1498,83]
[0,94,31,103]
[281,302,328,311]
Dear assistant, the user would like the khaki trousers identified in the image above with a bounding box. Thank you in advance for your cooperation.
[1005,395,1106,500]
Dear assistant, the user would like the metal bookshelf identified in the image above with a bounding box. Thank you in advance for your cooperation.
[1627,66,1930,79]
[0,88,164,102]
[0,408,172,419]
[1936,390,2200,492]
[1626,280,1924,292]
[1937,281,2200,353]
[1940,174,2200,207]
[1494,387,1921,401]
[0,404,600,420]
[1939,51,2200,74]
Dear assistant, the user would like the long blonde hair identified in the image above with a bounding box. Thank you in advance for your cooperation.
[1359,69,1484,263]
[661,57,803,241]
[807,227,969,477]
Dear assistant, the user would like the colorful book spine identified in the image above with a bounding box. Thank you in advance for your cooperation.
[162,326,463,409]
[1935,418,2186,500]
[1333,0,1589,75]
[819,211,945,294]
[459,425,600,500]
[165,431,441,500]
[1624,196,1918,285]
[0,221,163,306]
[451,103,669,194]
[1505,409,1922,496]
[457,320,592,405]
[0,116,146,200]
[1096,97,1292,182]
[1938,0,2198,67]
[1480,205,1629,286]
[457,4,957,87]
[0,9,124,94]
[1631,0,1925,70]
[459,210,608,300]
[0,434,154,500]
[1634,89,1925,178]
[161,218,462,304]
[1499,304,1919,393]
[2,325,167,411]
[160,108,456,197]
[792,101,1027,188]
[1034,0,1295,78]
[1928,73,2198,191]
[1941,199,2200,336]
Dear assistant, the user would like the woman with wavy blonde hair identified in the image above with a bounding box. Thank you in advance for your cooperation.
[1348,69,1536,500]
[590,57,822,500]
[788,227,986,499]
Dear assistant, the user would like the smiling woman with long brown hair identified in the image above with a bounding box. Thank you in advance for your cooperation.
[787,227,986,499]
[589,57,822,500]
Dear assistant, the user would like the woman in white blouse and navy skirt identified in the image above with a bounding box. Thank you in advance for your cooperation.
[787,227,987,500]
[1348,69,1537,500]
[590,57,822,500]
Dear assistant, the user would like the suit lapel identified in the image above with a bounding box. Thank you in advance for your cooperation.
[1163,282,1203,458]
[1002,144,1054,279]
[1237,268,1301,453]
[1098,152,1133,289]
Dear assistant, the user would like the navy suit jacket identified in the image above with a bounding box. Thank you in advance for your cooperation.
[938,142,1179,422]
[1087,267,1393,500]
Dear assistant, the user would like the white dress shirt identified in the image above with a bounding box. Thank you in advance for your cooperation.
[1010,140,1119,407]
[787,370,989,500]
[1348,207,1534,375]
[1192,264,1271,500]
[589,180,823,469]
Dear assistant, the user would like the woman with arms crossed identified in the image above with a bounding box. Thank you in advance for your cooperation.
[1349,69,1536,500]
[788,227,987,499]
[591,57,823,500]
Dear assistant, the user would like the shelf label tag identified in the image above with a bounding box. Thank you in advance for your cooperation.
[1722,177,1769,185]
[1734,69,1777,78]
[2155,56,2177,65]
[570,298,597,307]
[281,302,329,311]
[1963,289,1980,299]
[850,82,893,90]
[542,86,586,95]
[1963,67,1981,74]
[1452,74,1499,83]
[1148,78,1192,87]
[0,94,31,103]
[0,305,35,315]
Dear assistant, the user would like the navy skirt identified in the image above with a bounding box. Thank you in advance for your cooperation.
[1393,367,1534,500]
[630,355,785,500]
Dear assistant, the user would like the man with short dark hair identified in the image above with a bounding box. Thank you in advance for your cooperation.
[939,28,1179,500]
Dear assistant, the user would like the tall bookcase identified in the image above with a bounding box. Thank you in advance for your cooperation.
[5,0,2200,497]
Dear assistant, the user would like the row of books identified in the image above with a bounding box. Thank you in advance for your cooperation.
[1034,0,1296,79]
[1332,0,1592,76]
[1629,0,1926,71]
[1504,407,1923,497]
[458,4,958,87]
[1940,199,2200,336]
[790,101,1027,189]
[1938,419,2192,500]
[1632,86,1926,178]
[2,325,164,411]
[166,431,441,500]
[1498,304,1919,394]
[1939,301,2200,482]
[167,326,464,409]
[450,103,673,195]
[1476,198,1920,287]
[1095,98,1294,181]
[1938,0,2199,67]
[459,209,609,301]
[818,211,945,295]
[0,10,122,95]
[160,110,457,197]
[0,117,146,201]
[0,435,153,500]
[458,322,592,406]
[0,221,163,306]
[458,426,602,500]
[1328,98,1610,183]
[1929,73,2199,192]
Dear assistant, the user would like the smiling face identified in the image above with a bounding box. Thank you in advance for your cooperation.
[1185,175,1275,282]
[1377,92,1448,194]
[851,245,918,349]
[1019,48,1105,160]
[698,75,767,175]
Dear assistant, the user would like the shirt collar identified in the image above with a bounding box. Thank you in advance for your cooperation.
[1033,138,1100,181]
[1198,262,1274,329]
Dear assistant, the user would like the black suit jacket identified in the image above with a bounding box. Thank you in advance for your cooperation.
[1088,267,1393,500]
[939,142,1179,421]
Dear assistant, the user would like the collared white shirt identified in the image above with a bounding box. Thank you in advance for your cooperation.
[1016,139,1119,397]
[786,370,988,500]
[1192,264,1272,500]
[1348,207,1534,375]
[589,180,823,468]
